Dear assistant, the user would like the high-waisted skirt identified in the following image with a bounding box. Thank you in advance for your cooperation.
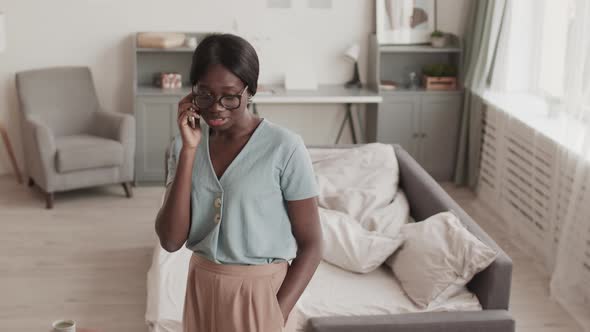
[182,253,289,332]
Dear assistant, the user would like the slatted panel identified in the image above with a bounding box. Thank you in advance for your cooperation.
[477,105,588,280]
[501,118,551,256]
[478,106,503,207]
[551,156,577,268]
[552,156,590,290]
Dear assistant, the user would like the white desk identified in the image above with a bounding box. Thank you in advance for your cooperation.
[136,84,383,144]
[251,85,382,144]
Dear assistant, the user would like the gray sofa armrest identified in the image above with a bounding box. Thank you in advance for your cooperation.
[394,145,513,310]
[308,310,515,332]
[23,115,57,190]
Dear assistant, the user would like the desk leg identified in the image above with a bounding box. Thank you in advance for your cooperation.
[335,106,349,144]
[349,104,358,144]
[335,104,361,144]
[350,103,365,144]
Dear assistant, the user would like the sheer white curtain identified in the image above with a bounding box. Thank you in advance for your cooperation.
[488,0,590,329]
[549,0,590,329]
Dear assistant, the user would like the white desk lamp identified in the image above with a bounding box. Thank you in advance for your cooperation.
[344,43,361,88]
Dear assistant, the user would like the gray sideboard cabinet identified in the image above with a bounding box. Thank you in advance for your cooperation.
[365,34,464,181]
[133,32,214,185]
[135,95,180,183]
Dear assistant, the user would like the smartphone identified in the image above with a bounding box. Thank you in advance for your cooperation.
[188,114,197,129]
[187,101,201,129]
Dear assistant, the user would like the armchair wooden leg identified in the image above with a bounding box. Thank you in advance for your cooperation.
[122,182,133,198]
[28,177,35,187]
[45,192,54,209]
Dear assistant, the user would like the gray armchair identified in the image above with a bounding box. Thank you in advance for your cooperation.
[16,66,135,209]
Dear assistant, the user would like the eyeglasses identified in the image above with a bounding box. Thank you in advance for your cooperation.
[191,85,249,110]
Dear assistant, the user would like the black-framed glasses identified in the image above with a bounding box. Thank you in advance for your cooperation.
[192,85,249,110]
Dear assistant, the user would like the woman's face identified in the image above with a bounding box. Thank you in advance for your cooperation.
[193,64,251,131]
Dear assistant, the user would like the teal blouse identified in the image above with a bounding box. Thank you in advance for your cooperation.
[166,118,319,265]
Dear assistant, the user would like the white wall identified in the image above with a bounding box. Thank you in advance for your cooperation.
[0,0,470,176]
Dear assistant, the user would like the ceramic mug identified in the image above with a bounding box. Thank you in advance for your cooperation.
[52,319,76,332]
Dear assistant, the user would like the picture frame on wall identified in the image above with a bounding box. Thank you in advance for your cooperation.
[376,0,436,45]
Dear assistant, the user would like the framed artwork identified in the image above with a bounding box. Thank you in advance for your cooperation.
[376,0,436,45]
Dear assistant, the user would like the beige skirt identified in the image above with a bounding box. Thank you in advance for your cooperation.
[183,253,289,332]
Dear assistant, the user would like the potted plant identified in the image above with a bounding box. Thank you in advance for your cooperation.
[430,30,447,48]
[422,64,458,90]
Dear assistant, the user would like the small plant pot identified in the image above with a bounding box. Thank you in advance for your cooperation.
[430,35,448,48]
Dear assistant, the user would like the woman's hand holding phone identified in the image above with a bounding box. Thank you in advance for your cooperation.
[177,93,202,150]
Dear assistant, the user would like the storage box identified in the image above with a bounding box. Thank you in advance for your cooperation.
[137,32,186,49]
[424,76,457,90]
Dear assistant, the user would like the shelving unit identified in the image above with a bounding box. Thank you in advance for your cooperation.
[132,31,463,183]
[132,32,214,184]
[365,33,464,181]
[131,31,383,185]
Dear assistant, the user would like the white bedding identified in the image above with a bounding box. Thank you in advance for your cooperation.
[310,144,411,274]
[145,244,192,332]
[145,245,482,332]
[310,144,400,230]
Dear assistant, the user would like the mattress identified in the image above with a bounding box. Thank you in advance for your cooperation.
[145,244,481,332]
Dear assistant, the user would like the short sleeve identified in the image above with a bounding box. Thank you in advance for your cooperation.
[280,136,320,201]
[165,136,180,187]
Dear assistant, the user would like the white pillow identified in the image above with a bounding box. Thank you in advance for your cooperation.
[386,211,498,308]
[310,144,399,223]
[319,208,404,274]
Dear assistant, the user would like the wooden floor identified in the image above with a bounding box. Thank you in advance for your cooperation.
[0,176,582,332]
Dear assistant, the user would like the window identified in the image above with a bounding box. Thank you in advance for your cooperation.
[496,0,572,99]
[538,0,571,98]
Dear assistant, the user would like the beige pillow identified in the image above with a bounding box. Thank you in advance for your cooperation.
[387,211,498,308]
[320,208,404,274]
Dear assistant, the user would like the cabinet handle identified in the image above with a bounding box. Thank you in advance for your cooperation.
[421,133,427,138]
[413,133,419,138]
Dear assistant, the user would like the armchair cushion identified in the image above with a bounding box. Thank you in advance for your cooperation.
[55,134,124,173]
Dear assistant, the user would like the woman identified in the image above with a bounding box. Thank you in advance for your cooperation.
[155,33,322,332]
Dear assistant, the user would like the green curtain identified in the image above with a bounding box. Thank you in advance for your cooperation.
[454,0,508,187]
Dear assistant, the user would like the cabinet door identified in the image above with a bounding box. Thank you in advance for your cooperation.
[419,94,462,181]
[135,97,178,184]
[376,95,420,159]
